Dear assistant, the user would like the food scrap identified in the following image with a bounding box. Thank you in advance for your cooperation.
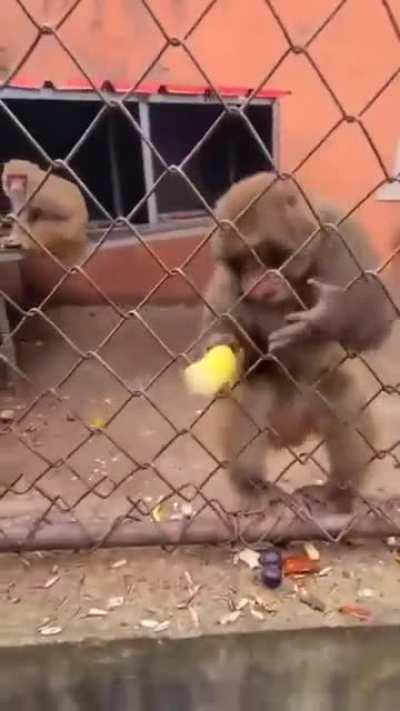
[90,416,106,430]
[283,555,320,576]
[151,501,165,522]
[259,548,283,589]
[303,542,320,561]
[140,618,170,633]
[298,587,326,613]
[338,604,372,622]
[235,548,260,570]
[184,345,240,397]
[218,610,242,626]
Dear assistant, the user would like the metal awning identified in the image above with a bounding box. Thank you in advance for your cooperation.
[3,78,289,101]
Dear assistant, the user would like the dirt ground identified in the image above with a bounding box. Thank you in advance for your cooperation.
[1,303,400,642]
[0,542,400,646]
[2,304,400,520]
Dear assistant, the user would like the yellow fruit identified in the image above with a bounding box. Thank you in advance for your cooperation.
[184,345,239,397]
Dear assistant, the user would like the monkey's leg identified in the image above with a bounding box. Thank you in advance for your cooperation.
[223,380,284,507]
[7,213,29,250]
[38,221,87,264]
[299,377,374,512]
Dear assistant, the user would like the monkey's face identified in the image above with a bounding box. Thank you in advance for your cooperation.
[230,241,297,305]
[241,264,292,304]
[6,174,27,196]
[2,159,39,197]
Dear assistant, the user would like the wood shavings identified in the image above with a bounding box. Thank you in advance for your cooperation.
[188,606,200,628]
[170,502,194,520]
[6,582,20,604]
[234,548,260,570]
[86,608,108,617]
[154,620,170,633]
[42,574,60,590]
[140,618,170,632]
[386,536,399,549]
[298,588,326,612]
[0,410,15,422]
[123,575,135,597]
[303,543,320,561]
[249,607,264,621]
[218,610,241,625]
[110,559,127,569]
[177,571,202,615]
[140,618,160,629]
[357,588,375,600]
[318,566,333,577]
[184,571,195,588]
[181,502,194,518]
[106,596,124,610]
[177,584,201,609]
[39,625,62,637]
[236,597,250,611]
[251,594,278,614]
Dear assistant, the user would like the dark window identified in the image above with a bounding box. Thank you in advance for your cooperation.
[0,99,147,223]
[150,102,273,218]
[0,94,275,230]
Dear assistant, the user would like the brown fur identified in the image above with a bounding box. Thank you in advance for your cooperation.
[2,159,88,264]
[201,172,394,510]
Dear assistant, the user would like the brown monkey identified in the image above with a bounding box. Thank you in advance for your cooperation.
[201,172,394,511]
[2,160,88,264]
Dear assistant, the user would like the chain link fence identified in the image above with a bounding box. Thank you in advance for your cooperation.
[0,0,400,552]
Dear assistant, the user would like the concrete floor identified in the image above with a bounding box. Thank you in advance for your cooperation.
[0,304,400,643]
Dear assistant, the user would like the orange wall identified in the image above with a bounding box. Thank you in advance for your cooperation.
[1,0,400,300]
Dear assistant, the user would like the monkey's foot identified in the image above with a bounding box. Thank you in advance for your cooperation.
[293,483,346,514]
[293,483,366,515]
[238,477,287,514]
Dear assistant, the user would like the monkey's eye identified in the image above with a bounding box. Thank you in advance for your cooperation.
[254,243,289,269]
[264,245,290,268]
[226,256,243,273]
[29,208,42,223]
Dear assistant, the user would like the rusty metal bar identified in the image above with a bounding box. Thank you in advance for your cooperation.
[107,111,124,217]
[0,504,399,552]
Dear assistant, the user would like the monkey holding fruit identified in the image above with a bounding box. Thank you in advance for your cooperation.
[200,172,394,511]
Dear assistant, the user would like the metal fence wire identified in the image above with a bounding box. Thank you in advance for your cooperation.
[1,0,400,552]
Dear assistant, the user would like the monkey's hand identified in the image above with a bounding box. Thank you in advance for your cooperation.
[204,331,239,353]
[269,278,346,353]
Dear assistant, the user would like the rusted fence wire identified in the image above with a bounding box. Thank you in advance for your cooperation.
[0,0,400,551]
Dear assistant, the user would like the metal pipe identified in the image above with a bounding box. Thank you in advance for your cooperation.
[107,111,123,217]
[1,505,399,551]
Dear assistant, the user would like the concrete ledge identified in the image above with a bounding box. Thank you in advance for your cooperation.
[1,627,400,710]
[19,231,212,307]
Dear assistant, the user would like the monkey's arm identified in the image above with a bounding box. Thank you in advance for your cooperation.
[269,275,394,354]
[201,262,242,351]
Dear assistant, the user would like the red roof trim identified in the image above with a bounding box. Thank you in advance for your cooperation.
[8,76,290,99]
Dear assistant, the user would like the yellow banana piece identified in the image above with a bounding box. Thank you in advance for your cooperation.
[184,345,239,397]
